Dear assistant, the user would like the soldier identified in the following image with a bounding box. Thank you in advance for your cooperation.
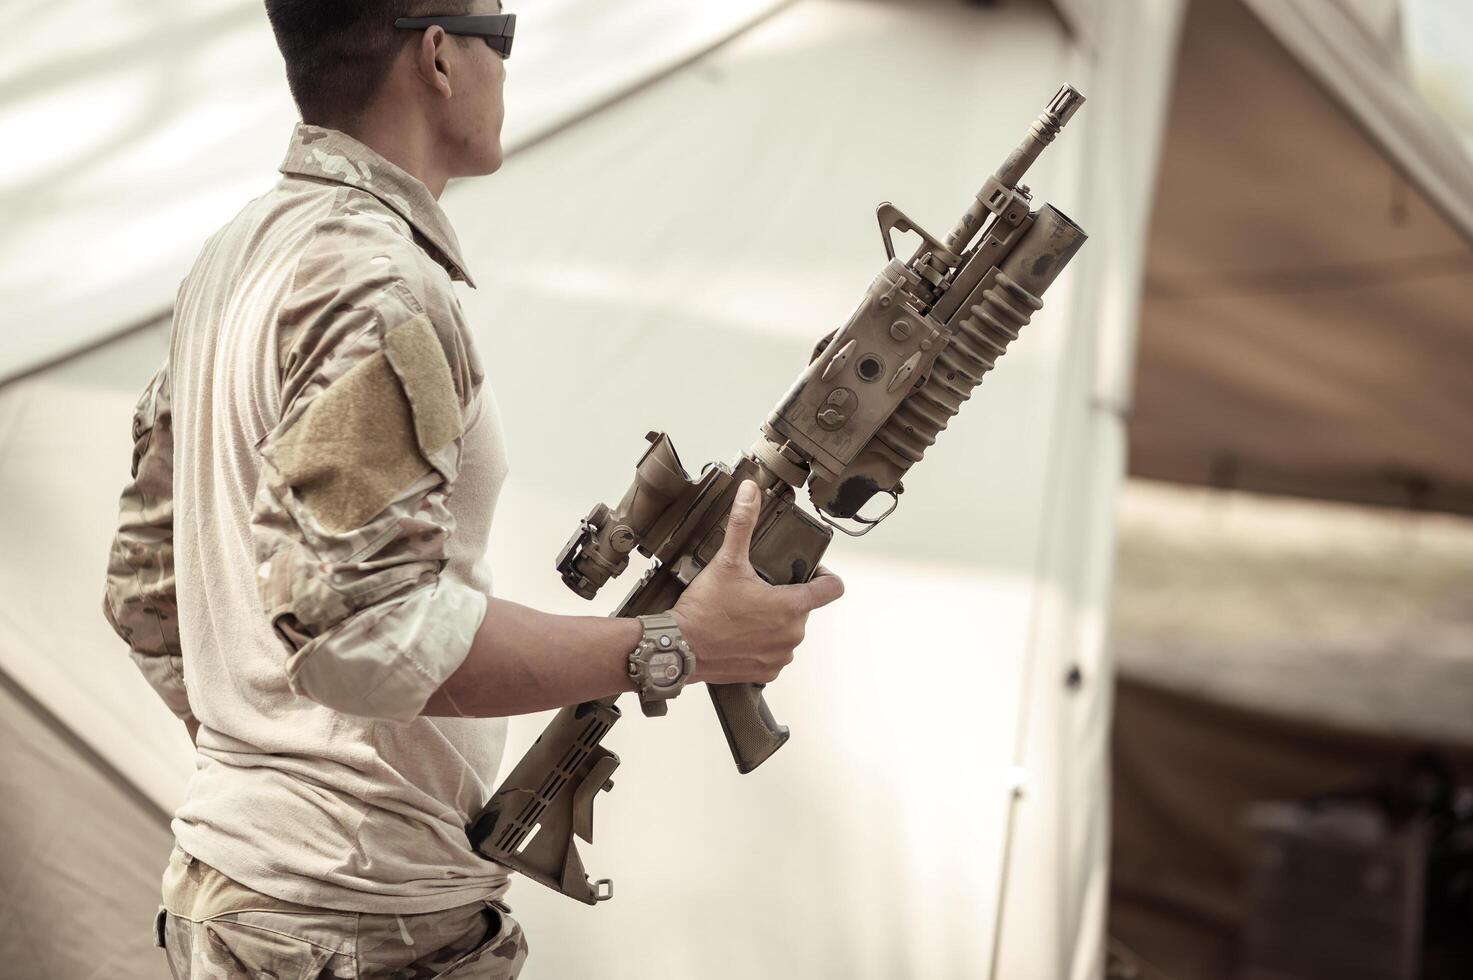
[102,2,845,977]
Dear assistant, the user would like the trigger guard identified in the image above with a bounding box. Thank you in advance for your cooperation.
[816,489,901,538]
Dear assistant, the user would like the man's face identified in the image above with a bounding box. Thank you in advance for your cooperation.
[448,3,508,177]
[405,2,508,179]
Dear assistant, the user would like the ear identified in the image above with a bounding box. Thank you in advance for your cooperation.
[411,26,455,100]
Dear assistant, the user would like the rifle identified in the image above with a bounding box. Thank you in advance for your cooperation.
[467,84,1088,904]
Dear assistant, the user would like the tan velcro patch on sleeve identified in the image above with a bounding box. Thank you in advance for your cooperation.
[272,351,433,534]
[383,314,463,458]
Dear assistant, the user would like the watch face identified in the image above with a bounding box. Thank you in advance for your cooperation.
[646,649,685,689]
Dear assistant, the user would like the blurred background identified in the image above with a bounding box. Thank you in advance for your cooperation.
[1,0,1470,978]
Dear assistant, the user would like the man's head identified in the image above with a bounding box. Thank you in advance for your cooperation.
[265,0,508,180]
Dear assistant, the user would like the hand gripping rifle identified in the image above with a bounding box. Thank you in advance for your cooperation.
[467,85,1089,904]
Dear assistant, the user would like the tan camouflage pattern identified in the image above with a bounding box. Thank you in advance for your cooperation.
[103,358,194,723]
[268,313,467,536]
[282,123,478,289]
[252,126,490,724]
[106,121,493,725]
[160,847,526,978]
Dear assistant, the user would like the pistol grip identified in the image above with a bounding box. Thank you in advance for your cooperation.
[708,682,789,774]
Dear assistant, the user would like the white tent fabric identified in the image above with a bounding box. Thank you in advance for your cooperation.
[0,0,789,384]
[970,1,1186,976]
[0,671,174,979]
[0,0,1171,977]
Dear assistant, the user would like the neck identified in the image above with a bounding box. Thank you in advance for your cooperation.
[338,110,450,199]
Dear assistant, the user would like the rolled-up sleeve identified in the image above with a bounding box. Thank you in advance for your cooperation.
[104,359,196,723]
[252,275,486,723]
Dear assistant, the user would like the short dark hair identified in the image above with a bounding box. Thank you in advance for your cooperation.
[264,0,478,128]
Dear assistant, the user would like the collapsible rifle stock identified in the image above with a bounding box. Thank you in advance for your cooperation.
[468,85,1089,904]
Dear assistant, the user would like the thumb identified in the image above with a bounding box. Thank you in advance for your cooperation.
[717,480,760,568]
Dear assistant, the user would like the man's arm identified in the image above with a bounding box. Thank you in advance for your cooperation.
[423,480,845,718]
[103,357,197,737]
[253,276,493,722]
[258,275,843,724]
[420,599,642,717]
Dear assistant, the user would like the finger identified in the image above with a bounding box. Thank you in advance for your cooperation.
[717,480,760,566]
[773,575,842,613]
[792,570,845,610]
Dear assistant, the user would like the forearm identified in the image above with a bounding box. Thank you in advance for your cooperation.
[421,597,640,718]
[106,359,193,724]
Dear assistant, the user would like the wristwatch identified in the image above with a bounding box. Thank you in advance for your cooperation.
[629,612,696,717]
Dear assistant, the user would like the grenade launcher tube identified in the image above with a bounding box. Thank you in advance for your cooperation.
[810,204,1086,517]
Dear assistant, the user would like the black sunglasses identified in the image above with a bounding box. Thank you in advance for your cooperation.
[394,13,516,59]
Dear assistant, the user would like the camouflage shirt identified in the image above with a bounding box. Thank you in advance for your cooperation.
[104,122,494,723]
[102,122,512,912]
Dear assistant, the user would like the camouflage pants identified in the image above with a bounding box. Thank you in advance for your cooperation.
[156,845,527,979]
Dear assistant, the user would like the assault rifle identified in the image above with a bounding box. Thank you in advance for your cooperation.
[468,84,1089,904]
